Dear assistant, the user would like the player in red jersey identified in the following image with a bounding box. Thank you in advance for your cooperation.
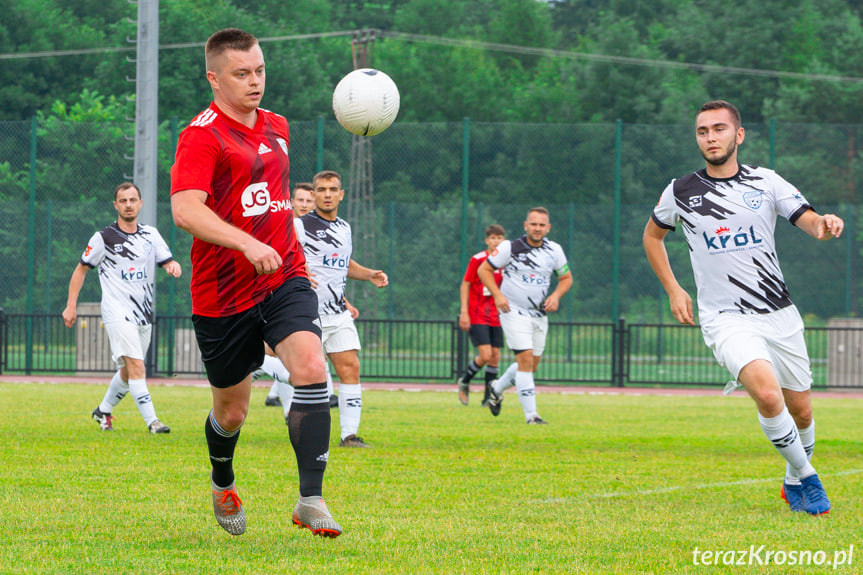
[456,224,506,406]
[170,28,340,538]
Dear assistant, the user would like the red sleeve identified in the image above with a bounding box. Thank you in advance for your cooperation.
[463,255,482,283]
[170,127,220,195]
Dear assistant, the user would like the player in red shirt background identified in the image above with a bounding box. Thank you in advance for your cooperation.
[457,224,506,406]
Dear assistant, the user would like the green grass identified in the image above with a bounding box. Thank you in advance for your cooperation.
[2,382,861,574]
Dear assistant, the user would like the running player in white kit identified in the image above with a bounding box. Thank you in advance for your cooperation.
[643,100,842,515]
[62,182,182,434]
[294,170,388,448]
[478,207,572,424]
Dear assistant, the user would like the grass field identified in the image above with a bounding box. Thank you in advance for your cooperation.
[2,381,861,574]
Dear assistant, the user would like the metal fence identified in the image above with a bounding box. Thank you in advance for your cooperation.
[1,119,860,326]
[4,310,863,389]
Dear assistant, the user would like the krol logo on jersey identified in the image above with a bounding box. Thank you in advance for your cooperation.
[241,182,290,217]
[121,266,148,281]
[520,272,548,286]
[702,225,763,252]
[322,252,349,269]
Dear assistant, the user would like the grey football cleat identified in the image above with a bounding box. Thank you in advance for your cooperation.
[292,496,342,538]
[338,434,371,448]
[148,420,171,434]
[212,479,246,535]
[526,416,549,425]
[457,377,469,405]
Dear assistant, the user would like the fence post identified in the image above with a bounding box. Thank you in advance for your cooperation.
[612,119,622,323]
[26,116,38,374]
[460,117,470,275]
[316,115,325,173]
[0,308,5,375]
[612,317,627,387]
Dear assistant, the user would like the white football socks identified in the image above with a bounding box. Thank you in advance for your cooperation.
[785,421,815,485]
[129,378,158,427]
[515,371,538,421]
[492,362,519,395]
[758,408,815,480]
[338,383,362,439]
[278,379,295,418]
[99,370,129,413]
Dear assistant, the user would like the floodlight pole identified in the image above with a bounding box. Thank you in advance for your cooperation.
[347,30,378,316]
[132,0,159,226]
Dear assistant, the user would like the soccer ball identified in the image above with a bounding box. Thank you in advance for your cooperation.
[332,68,400,136]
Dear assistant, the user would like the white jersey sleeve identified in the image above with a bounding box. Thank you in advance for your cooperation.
[294,217,307,247]
[143,225,174,266]
[486,240,512,270]
[81,231,107,268]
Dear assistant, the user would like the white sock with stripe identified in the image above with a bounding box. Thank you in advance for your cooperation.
[99,370,129,413]
[515,371,538,421]
[338,383,362,439]
[758,408,815,480]
[785,421,815,485]
[492,362,519,395]
[129,378,158,427]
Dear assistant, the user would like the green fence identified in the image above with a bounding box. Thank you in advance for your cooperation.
[0,119,859,324]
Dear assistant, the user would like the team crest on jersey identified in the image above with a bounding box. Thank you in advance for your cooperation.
[688,195,703,208]
[743,191,763,209]
[276,138,287,155]
[316,230,328,239]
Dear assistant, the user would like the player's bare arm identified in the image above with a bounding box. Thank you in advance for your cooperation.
[478,260,508,314]
[172,188,283,274]
[458,280,471,331]
[347,259,388,287]
[543,272,573,312]
[795,209,844,240]
[642,219,694,325]
[61,263,90,328]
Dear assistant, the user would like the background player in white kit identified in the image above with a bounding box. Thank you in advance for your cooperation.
[478,207,572,424]
[261,182,355,414]
[294,170,388,448]
[643,100,841,515]
[62,182,182,434]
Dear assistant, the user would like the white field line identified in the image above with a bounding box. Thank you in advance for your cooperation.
[532,469,863,503]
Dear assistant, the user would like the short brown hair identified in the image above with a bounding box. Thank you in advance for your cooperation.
[485,224,505,237]
[526,207,549,219]
[698,100,741,128]
[205,28,258,71]
[313,170,342,187]
[292,182,313,198]
[114,182,140,200]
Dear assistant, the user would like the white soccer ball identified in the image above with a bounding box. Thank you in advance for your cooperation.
[332,68,400,136]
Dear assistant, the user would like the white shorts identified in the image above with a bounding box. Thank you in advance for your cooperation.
[320,310,361,354]
[104,321,152,367]
[499,311,548,355]
[700,305,812,391]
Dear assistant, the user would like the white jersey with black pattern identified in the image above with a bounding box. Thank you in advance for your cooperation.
[651,164,812,324]
[80,222,174,325]
[295,211,352,316]
[486,236,569,318]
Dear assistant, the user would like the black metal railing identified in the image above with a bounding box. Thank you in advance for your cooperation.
[1,309,862,389]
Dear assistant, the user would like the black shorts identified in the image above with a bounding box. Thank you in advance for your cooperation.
[468,324,504,349]
[192,276,321,389]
